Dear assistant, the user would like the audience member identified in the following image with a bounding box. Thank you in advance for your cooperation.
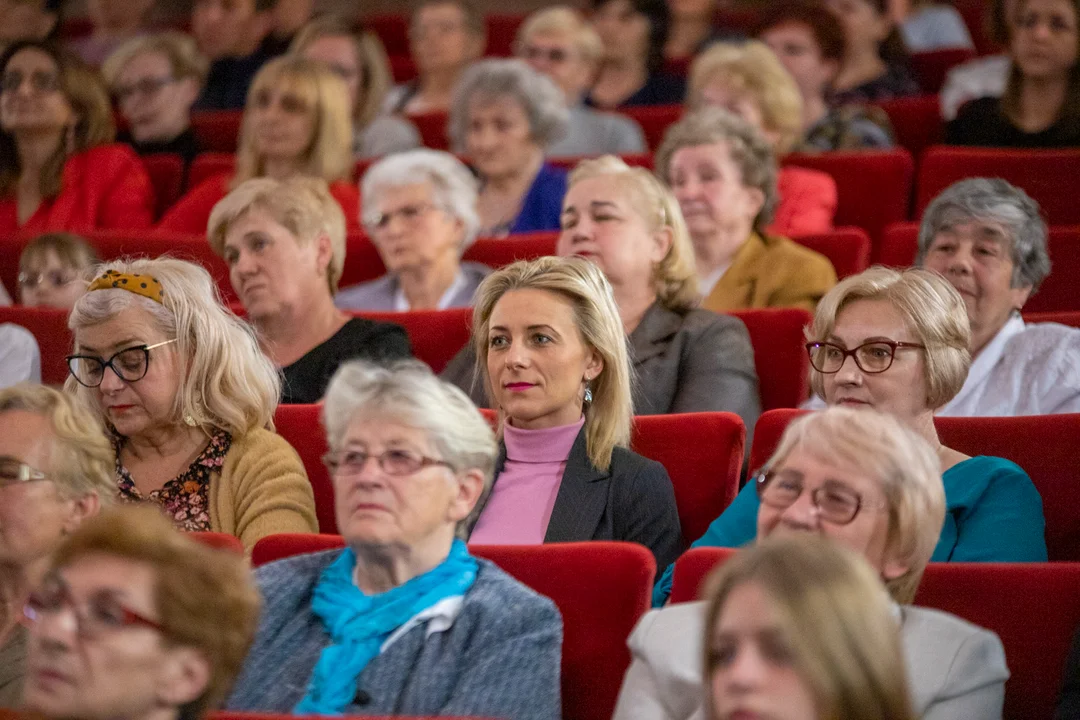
[917,178,1080,414]
[826,0,921,103]
[67,0,156,67]
[262,0,314,56]
[450,59,569,236]
[756,2,896,151]
[515,7,647,157]
[102,33,207,169]
[687,41,839,236]
[21,506,260,720]
[654,266,1048,604]
[65,257,318,549]
[338,150,491,311]
[655,107,837,312]
[0,325,39,386]
[624,408,1009,719]
[940,0,1014,120]
[0,383,113,706]
[227,360,562,718]
[17,232,97,308]
[0,41,154,237]
[385,0,485,115]
[901,0,975,52]
[666,0,738,61]
[0,0,58,55]
[587,0,686,108]
[158,55,359,234]
[464,256,682,569]
[191,0,278,110]
[947,0,1080,147]
[209,177,411,403]
[291,16,420,159]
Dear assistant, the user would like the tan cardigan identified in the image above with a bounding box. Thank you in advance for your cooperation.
[206,427,318,550]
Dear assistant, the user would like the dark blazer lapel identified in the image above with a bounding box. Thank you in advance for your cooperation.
[628,302,683,365]
[544,428,611,543]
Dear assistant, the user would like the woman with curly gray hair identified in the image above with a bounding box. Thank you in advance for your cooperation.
[917,177,1080,415]
[449,58,570,237]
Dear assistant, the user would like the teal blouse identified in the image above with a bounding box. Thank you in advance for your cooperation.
[654,455,1047,606]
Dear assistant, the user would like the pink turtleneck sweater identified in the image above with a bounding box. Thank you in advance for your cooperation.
[470,417,585,545]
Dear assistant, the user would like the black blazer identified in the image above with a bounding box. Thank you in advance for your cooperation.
[467,427,683,572]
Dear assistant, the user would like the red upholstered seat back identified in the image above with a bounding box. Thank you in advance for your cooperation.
[190,531,244,554]
[191,111,243,153]
[187,152,236,189]
[622,105,683,150]
[0,306,72,385]
[909,48,976,93]
[141,154,185,220]
[548,153,654,171]
[1024,310,1080,328]
[252,537,655,720]
[728,308,812,410]
[791,227,871,280]
[874,95,944,169]
[411,112,450,150]
[272,404,333,532]
[350,307,471,374]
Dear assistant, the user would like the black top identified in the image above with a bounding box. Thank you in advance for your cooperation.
[585,72,686,109]
[946,96,1080,148]
[831,64,921,105]
[194,49,274,111]
[280,318,412,404]
[118,127,201,166]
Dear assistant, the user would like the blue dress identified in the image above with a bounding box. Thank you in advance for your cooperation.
[508,163,567,235]
[653,455,1047,606]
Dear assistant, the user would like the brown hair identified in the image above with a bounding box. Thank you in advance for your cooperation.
[1001,0,1080,129]
[19,232,99,276]
[51,506,260,720]
[755,1,847,63]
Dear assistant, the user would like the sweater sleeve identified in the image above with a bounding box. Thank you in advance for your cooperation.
[615,456,683,573]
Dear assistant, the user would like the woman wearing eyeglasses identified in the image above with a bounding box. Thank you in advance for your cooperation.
[652,266,1047,606]
[0,383,113,708]
[227,360,562,719]
[65,257,319,550]
[17,232,98,309]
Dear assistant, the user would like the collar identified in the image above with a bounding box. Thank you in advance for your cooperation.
[380,595,465,652]
[942,313,1025,412]
[628,302,684,363]
[504,417,586,463]
[392,269,468,312]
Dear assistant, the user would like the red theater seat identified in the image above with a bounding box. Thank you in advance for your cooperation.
[252,537,654,720]
[874,95,945,159]
[548,153,654,171]
[486,14,525,56]
[191,111,243,153]
[187,153,236,190]
[190,531,244,554]
[1025,310,1080,328]
[366,15,408,55]
[791,227,871,280]
[622,105,683,150]
[273,404,333,532]
[729,308,812,411]
[749,409,1080,562]
[0,306,72,385]
[910,48,976,93]
[388,54,417,82]
[352,307,471,374]
[141,154,185,220]
[411,112,450,150]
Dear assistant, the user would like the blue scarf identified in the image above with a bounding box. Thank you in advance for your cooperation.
[294,539,478,715]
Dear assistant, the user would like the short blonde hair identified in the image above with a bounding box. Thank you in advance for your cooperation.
[515,6,605,66]
[471,257,632,471]
[102,32,209,90]
[234,56,353,187]
[51,506,260,720]
[808,267,971,410]
[208,176,347,294]
[688,41,804,154]
[761,407,946,604]
[67,258,281,438]
[0,383,114,503]
[703,535,915,720]
[289,16,394,130]
[569,155,699,312]
[655,107,779,234]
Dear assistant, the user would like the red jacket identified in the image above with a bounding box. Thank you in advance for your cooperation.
[0,144,155,238]
[157,174,361,234]
[767,166,838,238]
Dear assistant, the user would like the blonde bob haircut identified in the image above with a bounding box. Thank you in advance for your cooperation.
[760,407,946,604]
[51,506,260,720]
[101,32,210,90]
[208,176,347,294]
[0,383,115,504]
[808,267,971,410]
[66,257,281,438]
[688,40,804,155]
[471,256,632,471]
[569,155,699,312]
[289,16,395,131]
[703,535,915,720]
[233,56,353,188]
[515,6,605,67]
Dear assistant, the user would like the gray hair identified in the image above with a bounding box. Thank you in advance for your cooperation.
[321,359,498,536]
[360,149,482,250]
[917,178,1052,292]
[655,106,779,234]
[448,58,570,152]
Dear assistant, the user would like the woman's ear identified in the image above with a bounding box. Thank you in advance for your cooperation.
[745,186,766,221]
[584,351,604,383]
[156,646,212,710]
[314,232,334,276]
[450,468,486,522]
[649,226,674,265]
[62,493,101,535]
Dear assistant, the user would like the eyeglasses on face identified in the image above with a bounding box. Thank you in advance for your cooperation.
[323,448,454,477]
[66,338,178,388]
[24,575,163,640]
[805,340,926,375]
[1,69,60,95]
[0,456,48,487]
[18,269,78,290]
[365,202,437,232]
[113,75,176,104]
[755,470,869,526]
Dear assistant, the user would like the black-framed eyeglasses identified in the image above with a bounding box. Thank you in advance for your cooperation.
[805,340,926,375]
[0,456,47,487]
[365,202,438,232]
[66,339,178,388]
[323,448,454,477]
[113,75,176,104]
[0,69,60,95]
[23,574,164,640]
[18,269,78,290]
[755,470,877,526]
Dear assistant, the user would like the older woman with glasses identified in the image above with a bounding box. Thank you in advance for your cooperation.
[227,360,562,719]
[653,266,1047,606]
[617,407,1009,720]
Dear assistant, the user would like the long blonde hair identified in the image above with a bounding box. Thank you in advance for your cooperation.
[471,256,632,470]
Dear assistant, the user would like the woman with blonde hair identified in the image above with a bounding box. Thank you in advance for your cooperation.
[158,55,359,234]
[65,256,318,549]
[290,16,421,159]
[463,256,682,569]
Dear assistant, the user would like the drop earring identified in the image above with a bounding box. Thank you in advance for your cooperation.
[583,382,593,404]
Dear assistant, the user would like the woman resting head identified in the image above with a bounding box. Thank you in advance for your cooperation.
[17,231,98,308]
[703,534,915,720]
[225,360,563,719]
[21,505,260,720]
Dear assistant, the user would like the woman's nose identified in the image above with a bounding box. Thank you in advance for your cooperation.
[724,645,768,690]
[779,490,820,530]
[834,356,864,386]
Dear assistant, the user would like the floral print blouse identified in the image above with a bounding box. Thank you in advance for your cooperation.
[115,430,232,531]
